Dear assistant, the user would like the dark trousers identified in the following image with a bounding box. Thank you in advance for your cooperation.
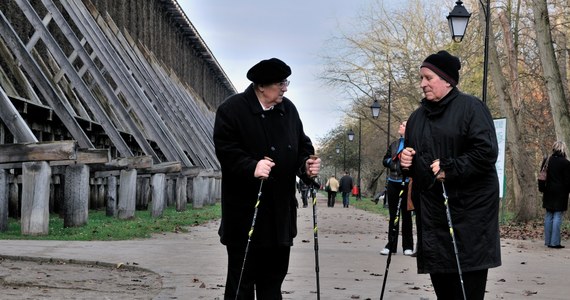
[430,269,488,300]
[224,244,291,300]
[384,181,413,252]
[327,191,337,207]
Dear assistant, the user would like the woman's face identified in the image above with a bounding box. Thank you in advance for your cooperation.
[419,68,452,102]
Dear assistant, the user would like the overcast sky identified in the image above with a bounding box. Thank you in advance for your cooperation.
[179,0,372,146]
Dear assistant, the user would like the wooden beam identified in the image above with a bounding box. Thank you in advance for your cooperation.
[0,141,77,164]
[49,149,110,166]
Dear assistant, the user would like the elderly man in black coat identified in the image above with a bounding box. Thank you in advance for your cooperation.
[213,58,321,300]
[400,51,501,300]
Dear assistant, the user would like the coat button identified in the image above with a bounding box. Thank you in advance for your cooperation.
[271,146,276,151]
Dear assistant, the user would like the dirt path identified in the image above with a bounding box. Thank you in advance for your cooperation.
[0,256,161,299]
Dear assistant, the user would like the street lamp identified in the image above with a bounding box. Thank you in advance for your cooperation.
[347,119,361,200]
[370,82,392,188]
[447,0,489,104]
[447,1,471,42]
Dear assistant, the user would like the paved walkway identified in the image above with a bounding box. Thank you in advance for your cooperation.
[0,193,568,299]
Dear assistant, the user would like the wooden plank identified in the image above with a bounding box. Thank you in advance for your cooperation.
[138,161,182,174]
[0,86,38,143]
[0,141,77,164]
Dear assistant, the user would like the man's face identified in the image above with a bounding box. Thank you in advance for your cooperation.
[262,80,289,107]
[419,68,451,101]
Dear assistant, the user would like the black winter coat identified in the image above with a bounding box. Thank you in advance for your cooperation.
[405,88,501,274]
[213,84,315,248]
[542,154,570,211]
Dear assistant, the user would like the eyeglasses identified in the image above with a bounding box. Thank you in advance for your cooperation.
[276,80,290,88]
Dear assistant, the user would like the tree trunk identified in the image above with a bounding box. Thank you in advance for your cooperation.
[489,6,540,221]
[531,0,570,143]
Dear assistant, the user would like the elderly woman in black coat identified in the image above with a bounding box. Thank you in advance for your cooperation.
[214,58,321,299]
[400,51,501,300]
[541,141,570,249]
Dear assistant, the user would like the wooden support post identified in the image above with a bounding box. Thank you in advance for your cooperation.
[192,176,206,208]
[175,175,187,212]
[208,177,215,205]
[8,175,19,218]
[137,176,150,210]
[151,173,165,218]
[118,169,136,219]
[0,170,8,231]
[186,177,193,204]
[106,176,117,217]
[166,178,174,207]
[63,164,89,228]
[21,161,51,235]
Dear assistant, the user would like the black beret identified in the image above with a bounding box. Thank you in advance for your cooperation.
[421,50,461,86]
[246,58,291,84]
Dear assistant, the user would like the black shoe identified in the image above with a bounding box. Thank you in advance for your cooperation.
[548,245,565,249]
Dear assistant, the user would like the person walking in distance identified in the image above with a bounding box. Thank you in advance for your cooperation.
[339,171,354,208]
[380,121,414,256]
[400,50,501,300]
[297,179,309,208]
[539,141,570,249]
[325,175,340,207]
[213,57,321,300]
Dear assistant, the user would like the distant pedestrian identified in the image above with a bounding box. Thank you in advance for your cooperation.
[297,179,309,208]
[380,121,414,256]
[339,171,354,208]
[539,141,570,249]
[325,175,340,207]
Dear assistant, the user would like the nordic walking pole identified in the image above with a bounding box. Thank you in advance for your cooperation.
[235,157,272,300]
[380,178,406,300]
[441,182,467,300]
[308,155,321,300]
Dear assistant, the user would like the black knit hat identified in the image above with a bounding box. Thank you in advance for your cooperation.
[246,58,291,84]
[420,50,461,86]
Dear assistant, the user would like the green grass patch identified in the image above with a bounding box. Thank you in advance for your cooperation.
[0,204,221,241]
[347,194,389,217]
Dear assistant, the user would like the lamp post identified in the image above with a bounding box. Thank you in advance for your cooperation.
[347,122,361,200]
[335,145,341,177]
[447,0,489,104]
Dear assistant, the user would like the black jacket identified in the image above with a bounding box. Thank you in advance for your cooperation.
[405,88,501,274]
[213,84,315,247]
[383,137,405,181]
[542,153,570,211]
